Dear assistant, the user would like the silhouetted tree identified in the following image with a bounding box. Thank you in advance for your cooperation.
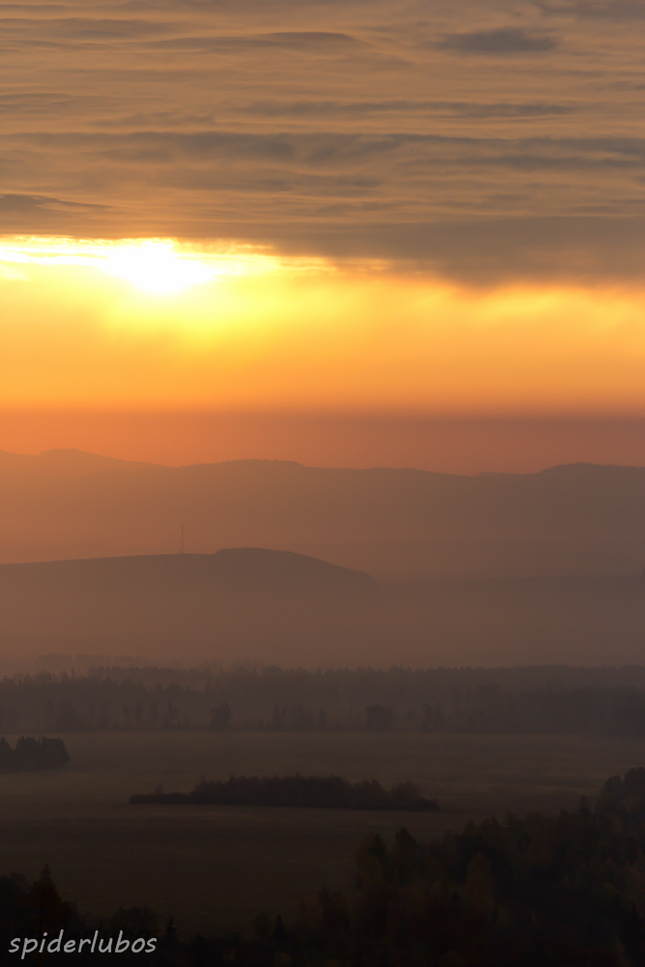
[0,737,68,773]
[209,702,231,731]
[366,704,394,731]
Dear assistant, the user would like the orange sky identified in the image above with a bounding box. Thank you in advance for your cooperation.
[0,236,644,470]
[2,409,645,474]
[1,238,644,413]
[1,1,644,471]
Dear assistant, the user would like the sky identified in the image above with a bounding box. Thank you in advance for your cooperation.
[0,0,644,470]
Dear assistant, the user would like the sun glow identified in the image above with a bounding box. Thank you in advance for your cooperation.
[0,236,296,294]
[101,241,215,295]
[1,233,644,415]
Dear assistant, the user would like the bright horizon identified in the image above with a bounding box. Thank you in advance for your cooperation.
[2,0,644,472]
[2,235,644,414]
[2,411,645,475]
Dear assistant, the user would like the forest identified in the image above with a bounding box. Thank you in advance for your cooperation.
[5,664,645,735]
[130,774,438,811]
[0,736,68,773]
[4,767,645,965]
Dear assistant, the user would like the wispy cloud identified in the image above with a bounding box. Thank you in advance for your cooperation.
[438,28,557,54]
[244,100,574,119]
[0,193,109,212]
[0,0,641,282]
[149,31,366,53]
[535,1,645,20]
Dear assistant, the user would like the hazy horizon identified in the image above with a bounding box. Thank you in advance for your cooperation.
[2,454,643,669]
[2,418,645,475]
[4,441,645,470]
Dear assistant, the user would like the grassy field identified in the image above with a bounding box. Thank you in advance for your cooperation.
[0,731,644,934]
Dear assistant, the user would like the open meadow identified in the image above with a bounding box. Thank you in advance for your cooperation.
[0,730,644,935]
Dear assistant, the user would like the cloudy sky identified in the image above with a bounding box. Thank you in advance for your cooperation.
[0,0,643,468]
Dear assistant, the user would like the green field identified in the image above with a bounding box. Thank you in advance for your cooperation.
[1,731,644,934]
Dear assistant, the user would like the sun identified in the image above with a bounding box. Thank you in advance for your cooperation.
[0,235,326,297]
[0,236,248,296]
[102,240,214,295]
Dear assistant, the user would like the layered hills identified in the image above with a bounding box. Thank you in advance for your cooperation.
[1,449,644,578]
[1,450,644,667]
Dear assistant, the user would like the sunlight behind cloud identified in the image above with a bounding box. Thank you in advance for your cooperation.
[0,236,304,296]
[102,241,214,295]
[1,236,644,416]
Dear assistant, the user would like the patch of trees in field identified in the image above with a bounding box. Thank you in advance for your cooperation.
[6,664,645,733]
[6,769,645,965]
[0,736,68,773]
[130,774,438,811]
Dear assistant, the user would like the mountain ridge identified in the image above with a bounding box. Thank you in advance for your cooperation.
[1,450,644,578]
[0,549,642,669]
[2,447,644,477]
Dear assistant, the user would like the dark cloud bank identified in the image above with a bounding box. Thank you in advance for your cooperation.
[437,28,557,54]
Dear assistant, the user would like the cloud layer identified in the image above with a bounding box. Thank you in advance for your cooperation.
[0,0,643,281]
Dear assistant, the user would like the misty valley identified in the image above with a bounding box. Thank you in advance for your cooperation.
[2,667,645,964]
[2,727,645,965]
[1,451,645,964]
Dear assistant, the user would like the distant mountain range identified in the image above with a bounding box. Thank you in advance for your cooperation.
[1,449,644,579]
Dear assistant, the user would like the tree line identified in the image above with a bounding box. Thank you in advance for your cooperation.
[130,774,438,811]
[5,665,645,733]
[0,736,68,773]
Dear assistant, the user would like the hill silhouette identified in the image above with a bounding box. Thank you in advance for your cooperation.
[0,550,379,665]
[1,450,644,578]
[0,447,160,479]
[0,550,643,668]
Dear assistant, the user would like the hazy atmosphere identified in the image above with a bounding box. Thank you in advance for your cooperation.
[1,1,644,964]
